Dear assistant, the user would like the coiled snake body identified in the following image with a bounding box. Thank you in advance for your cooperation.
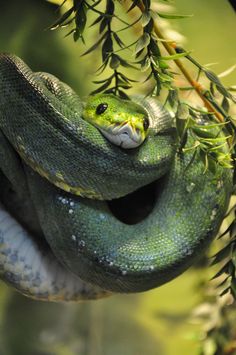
[0,54,233,301]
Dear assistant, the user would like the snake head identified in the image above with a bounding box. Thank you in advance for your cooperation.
[82,94,150,149]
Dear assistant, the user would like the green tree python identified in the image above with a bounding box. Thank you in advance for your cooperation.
[0,54,233,301]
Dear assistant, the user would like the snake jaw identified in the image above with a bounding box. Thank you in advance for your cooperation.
[99,122,145,149]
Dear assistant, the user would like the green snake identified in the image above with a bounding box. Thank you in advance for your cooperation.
[0,54,233,301]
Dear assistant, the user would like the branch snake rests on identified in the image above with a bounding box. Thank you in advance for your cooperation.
[0,54,233,301]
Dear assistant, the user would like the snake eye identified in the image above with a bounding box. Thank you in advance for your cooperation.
[96,103,108,115]
[143,116,149,131]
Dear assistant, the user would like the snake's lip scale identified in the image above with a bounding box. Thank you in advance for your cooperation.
[99,123,143,149]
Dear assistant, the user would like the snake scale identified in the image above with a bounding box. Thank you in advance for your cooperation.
[0,54,233,301]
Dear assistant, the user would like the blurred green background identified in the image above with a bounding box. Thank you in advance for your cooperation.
[0,1,235,354]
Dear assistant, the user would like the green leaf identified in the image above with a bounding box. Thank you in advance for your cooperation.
[93,75,114,84]
[143,72,153,83]
[228,85,236,92]
[220,286,230,297]
[230,277,236,299]
[135,48,145,59]
[118,57,137,69]
[188,105,210,115]
[110,54,120,69]
[162,52,189,60]
[106,0,114,15]
[140,57,151,71]
[200,136,231,144]
[141,11,151,27]
[216,276,230,289]
[102,35,113,62]
[166,89,178,108]
[118,84,131,89]
[179,87,195,91]
[149,38,161,57]
[210,82,215,96]
[231,244,236,267]
[204,70,235,102]
[150,56,159,68]
[73,29,80,41]
[159,72,173,83]
[95,58,109,74]
[113,33,125,48]
[211,243,233,265]
[177,102,189,120]
[82,33,106,56]
[157,12,193,19]
[192,126,218,139]
[104,88,115,95]
[218,64,236,79]
[211,261,231,280]
[90,14,103,27]
[64,29,75,38]
[118,90,130,99]
[208,142,228,152]
[50,7,74,30]
[134,33,150,54]
[59,0,68,9]
[222,97,230,113]
[90,78,112,95]
[73,0,84,11]
[99,17,109,33]
[176,102,189,139]
[75,4,87,34]
[118,72,137,83]
[159,60,169,69]
[127,0,139,13]
[195,122,228,130]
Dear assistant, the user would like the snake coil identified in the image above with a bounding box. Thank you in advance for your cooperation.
[0,54,233,301]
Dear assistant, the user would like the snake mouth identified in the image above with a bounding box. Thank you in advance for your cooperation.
[99,123,144,149]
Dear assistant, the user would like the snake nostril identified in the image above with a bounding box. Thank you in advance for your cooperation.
[143,116,149,131]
